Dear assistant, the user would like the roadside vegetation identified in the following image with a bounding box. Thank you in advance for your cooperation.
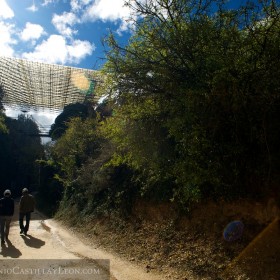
[1,0,279,218]
[1,1,279,278]
[38,0,280,216]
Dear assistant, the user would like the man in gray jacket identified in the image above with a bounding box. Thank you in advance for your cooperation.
[19,188,35,235]
[0,189,15,244]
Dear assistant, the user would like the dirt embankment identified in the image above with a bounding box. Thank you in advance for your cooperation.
[58,198,280,280]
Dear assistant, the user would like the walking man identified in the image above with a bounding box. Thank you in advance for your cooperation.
[19,188,35,235]
[0,189,15,244]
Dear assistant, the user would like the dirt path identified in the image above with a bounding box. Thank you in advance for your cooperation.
[0,201,163,280]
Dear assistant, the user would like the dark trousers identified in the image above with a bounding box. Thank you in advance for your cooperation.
[0,216,12,241]
[19,212,31,233]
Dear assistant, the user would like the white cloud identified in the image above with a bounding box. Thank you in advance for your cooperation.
[0,21,17,57]
[0,0,15,19]
[83,0,131,22]
[70,0,80,11]
[22,35,68,64]
[20,22,45,42]
[70,0,91,11]
[22,34,95,65]
[41,0,57,6]
[0,0,14,19]
[69,0,134,34]
[67,39,95,62]
[81,0,134,33]
[27,3,38,12]
[52,12,79,37]
[117,19,131,35]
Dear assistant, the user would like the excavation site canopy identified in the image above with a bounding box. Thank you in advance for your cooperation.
[0,56,101,112]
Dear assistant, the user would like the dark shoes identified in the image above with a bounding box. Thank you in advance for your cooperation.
[1,240,5,245]
[20,229,28,235]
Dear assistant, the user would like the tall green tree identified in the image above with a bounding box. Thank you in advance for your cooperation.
[49,103,93,140]
[102,0,280,205]
[50,117,101,187]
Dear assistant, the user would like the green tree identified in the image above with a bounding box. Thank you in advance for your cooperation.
[49,103,93,140]
[102,0,280,206]
[50,117,101,187]
[0,113,7,133]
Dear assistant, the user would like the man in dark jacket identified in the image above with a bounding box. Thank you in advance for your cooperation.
[0,189,15,244]
[19,188,35,235]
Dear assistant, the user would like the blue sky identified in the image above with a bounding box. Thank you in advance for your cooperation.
[0,0,259,70]
[0,0,132,70]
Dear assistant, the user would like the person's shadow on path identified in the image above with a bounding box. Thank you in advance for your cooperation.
[0,240,22,258]
[20,234,45,248]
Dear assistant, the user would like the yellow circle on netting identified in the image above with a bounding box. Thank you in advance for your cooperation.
[71,70,91,91]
